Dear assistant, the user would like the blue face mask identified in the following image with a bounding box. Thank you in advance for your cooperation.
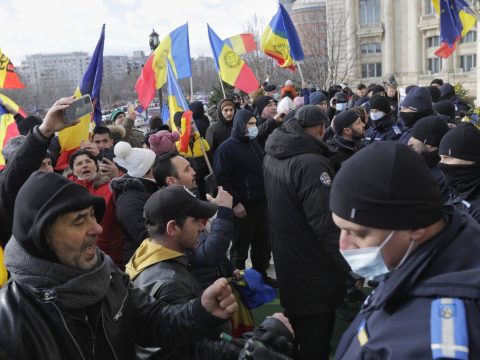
[336,102,347,112]
[370,111,385,121]
[340,231,416,281]
[246,126,258,140]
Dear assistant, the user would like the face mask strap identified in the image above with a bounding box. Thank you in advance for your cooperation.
[395,239,416,270]
[378,230,395,250]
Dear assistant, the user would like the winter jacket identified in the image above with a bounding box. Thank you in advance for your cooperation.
[123,118,145,148]
[213,111,266,207]
[263,119,349,316]
[70,174,125,269]
[364,113,403,145]
[327,134,362,173]
[0,126,52,247]
[110,175,158,263]
[445,185,480,224]
[188,207,235,289]
[335,208,480,359]
[205,99,234,154]
[177,132,211,159]
[256,116,281,149]
[189,101,210,138]
[0,258,225,360]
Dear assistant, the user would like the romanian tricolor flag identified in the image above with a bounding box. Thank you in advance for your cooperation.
[207,24,259,94]
[0,94,24,169]
[56,24,105,171]
[166,61,191,153]
[433,0,477,58]
[224,33,257,55]
[261,3,305,70]
[0,49,25,89]
[136,23,191,109]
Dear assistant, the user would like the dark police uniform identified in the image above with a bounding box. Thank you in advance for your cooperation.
[335,208,480,360]
[445,187,480,224]
[364,114,402,145]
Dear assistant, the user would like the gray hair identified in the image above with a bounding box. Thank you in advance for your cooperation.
[2,135,26,164]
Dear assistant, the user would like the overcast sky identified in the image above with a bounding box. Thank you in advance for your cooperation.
[4,0,279,65]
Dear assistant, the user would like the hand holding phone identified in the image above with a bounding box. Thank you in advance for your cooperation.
[63,95,93,123]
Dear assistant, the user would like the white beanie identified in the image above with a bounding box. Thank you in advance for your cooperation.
[113,142,156,178]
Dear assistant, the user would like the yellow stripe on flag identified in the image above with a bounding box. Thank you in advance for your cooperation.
[260,26,294,68]
[0,49,8,87]
[58,87,92,151]
[167,94,183,131]
[152,36,182,89]
[230,36,247,54]
[0,115,16,167]
[218,45,244,85]
[0,93,20,114]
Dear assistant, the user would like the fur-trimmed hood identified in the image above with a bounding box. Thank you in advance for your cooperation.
[110,174,158,197]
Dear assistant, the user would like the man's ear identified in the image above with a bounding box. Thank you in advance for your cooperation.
[166,176,177,186]
[165,220,178,237]
[410,228,427,241]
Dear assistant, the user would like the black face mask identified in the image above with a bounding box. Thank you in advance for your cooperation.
[399,111,429,128]
[422,150,440,168]
[438,162,480,194]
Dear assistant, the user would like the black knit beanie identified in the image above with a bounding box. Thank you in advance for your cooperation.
[402,87,433,113]
[330,142,443,229]
[411,115,450,147]
[334,110,359,134]
[294,105,329,128]
[434,100,456,120]
[370,94,391,114]
[370,85,385,96]
[254,96,275,116]
[13,171,106,261]
[439,123,480,162]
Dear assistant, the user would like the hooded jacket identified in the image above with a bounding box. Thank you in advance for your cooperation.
[0,171,225,360]
[327,134,363,172]
[263,120,349,315]
[206,99,235,154]
[189,101,210,138]
[213,110,266,207]
[335,208,480,359]
[110,175,158,262]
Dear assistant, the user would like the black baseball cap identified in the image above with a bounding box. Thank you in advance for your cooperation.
[144,185,218,224]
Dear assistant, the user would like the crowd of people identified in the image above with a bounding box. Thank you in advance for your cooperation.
[1,75,480,359]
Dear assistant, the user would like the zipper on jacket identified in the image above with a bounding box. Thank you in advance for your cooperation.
[102,310,119,360]
[84,313,96,358]
[113,290,128,321]
[52,302,86,360]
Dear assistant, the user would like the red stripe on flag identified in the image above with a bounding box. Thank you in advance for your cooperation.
[234,64,260,94]
[135,55,157,109]
[2,121,19,147]
[434,38,459,59]
[240,34,257,53]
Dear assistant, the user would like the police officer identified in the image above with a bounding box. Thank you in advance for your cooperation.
[439,123,480,223]
[364,95,402,145]
[398,86,434,144]
[330,142,480,359]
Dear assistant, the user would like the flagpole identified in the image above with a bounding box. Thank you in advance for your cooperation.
[296,61,305,84]
[190,77,194,101]
[218,72,226,98]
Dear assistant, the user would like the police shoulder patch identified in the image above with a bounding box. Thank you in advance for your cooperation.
[392,125,402,135]
[320,172,332,186]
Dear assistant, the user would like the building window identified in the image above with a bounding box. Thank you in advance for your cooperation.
[360,43,382,54]
[424,0,436,15]
[362,62,382,78]
[427,58,442,74]
[460,54,477,72]
[359,0,380,25]
[426,36,440,48]
[460,31,477,44]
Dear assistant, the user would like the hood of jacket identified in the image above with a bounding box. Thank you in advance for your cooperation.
[189,101,205,119]
[125,239,184,280]
[265,118,332,159]
[110,174,158,197]
[216,98,235,126]
[232,109,255,142]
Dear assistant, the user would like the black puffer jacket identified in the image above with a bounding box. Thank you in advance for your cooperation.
[0,262,225,360]
[263,120,349,316]
[110,175,158,262]
[0,126,52,247]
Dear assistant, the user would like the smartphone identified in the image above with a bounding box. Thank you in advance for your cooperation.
[204,173,218,197]
[98,147,115,162]
[64,95,93,123]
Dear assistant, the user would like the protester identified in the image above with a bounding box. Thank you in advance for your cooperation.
[149,130,180,156]
[328,110,365,172]
[68,148,125,268]
[189,101,210,138]
[439,123,480,223]
[351,83,369,108]
[206,98,235,154]
[110,141,157,263]
[309,91,329,112]
[408,115,450,200]
[91,125,121,180]
[1,171,240,359]
[330,141,480,359]
[264,105,350,360]
[280,79,298,100]
[144,115,170,148]
[253,95,285,148]
[214,109,275,287]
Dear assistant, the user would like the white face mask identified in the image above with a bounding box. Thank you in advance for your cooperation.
[336,102,347,112]
[340,231,416,281]
[370,111,385,121]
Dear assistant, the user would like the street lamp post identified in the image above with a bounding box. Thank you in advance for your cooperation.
[149,29,162,114]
